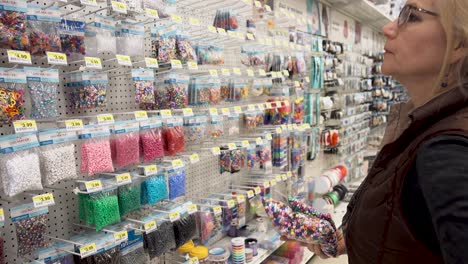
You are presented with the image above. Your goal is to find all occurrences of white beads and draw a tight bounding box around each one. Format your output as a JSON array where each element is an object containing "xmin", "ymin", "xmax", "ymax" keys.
[
  {"xmin": 41, "ymin": 143, "xmax": 78, "ymax": 185},
  {"xmin": 0, "ymin": 150, "xmax": 43, "ymax": 197}
]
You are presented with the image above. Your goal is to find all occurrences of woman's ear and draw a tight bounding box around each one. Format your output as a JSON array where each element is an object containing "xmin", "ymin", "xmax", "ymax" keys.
[{"xmin": 450, "ymin": 40, "xmax": 468, "ymax": 64}]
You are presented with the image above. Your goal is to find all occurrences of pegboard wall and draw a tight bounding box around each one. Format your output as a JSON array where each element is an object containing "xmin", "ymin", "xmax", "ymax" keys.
[{"xmin": 0, "ymin": 0, "xmax": 320, "ymax": 262}]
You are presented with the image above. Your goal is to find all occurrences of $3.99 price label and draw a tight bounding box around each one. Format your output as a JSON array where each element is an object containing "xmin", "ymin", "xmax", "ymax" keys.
[
  {"xmin": 144, "ymin": 221, "xmax": 157, "ymax": 233},
  {"xmin": 213, "ymin": 206, "xmax": 222, "ymax": 215},
  {"xmin": 13, "ymin": 120, "xmax": 37, "ymax": 133},
  {"xmin": 65, "ymin": 119, "xmax": 83, "ymax": 131},
  {"xmin": 169, "ymin": 211, "xmax": 180, "ymax": 222},
  {"xmin": 80, "ymin": 243, "xmax": 97, "ymax": 258},
  {"xmin": 46, "ymin": 52, "xmax": 67, "ymax": 65},
  {"xmin": 84, "ymin": 57, "xmax": 102, "ymax": 69},
  {"xmin": 85, "ymin": 180, "xmax": 103, "ymax": 193},
  {"xmin": 116, "ymin": 173, "xmax": 132, "ymax": 184},
  {"xmin": 114, "ymin": 231, "xmax": 128, "ymax": 243}
]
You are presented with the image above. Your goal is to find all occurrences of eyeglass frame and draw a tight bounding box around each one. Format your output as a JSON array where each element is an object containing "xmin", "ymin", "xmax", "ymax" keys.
[{"xmin": 398, "ymin": 5, "xmax": 439, "ymax": 27}]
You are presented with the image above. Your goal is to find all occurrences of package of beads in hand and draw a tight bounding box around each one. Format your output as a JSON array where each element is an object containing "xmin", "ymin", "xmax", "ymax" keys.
[
  {"xmin": 0, "ymin": 0, "xmax": 29, "ymax": 50},
  {"xmin": 0, "ymin": 68, "xmax": 26, "ymax": 124},
  {"xmin": 166, "ymin": 160, "xmax": 186, "ymax": 200},
  {"xmin": 175, "ymin": 32, "xmax": 197, "ymax": 63},
  {"xmin": 26, "ymin": 4, "xmax": 61, "ymax": 55},
  {"xmin": 262, "ymin": 197, "xmax": 338, "ymax": 257},
  {"xmin": 11, "ymin": 203, "xmax": 49, "ymax": 254},
  {"xmin": 110, "ymin": 120, "xmax": 140, "ymax": 169},
  {"xmin": 131, "ymin": 68, "xmax": 155, "ymax": 104},
  {"xmin": 58, "ymin": 18, "xmax": 86, "ymax": 56},
  {"xmin": 183, "ymin": 115, "xmax": 207, "ymax": 144},
  {"xmin": 67, "ymin": 72, "xmax": 108, "ymax": 109},
  {"xmin": 78, "ymin": 124, "xmax": 114, "ymax": 176},
  {"xmin": 151, "ymin": 24, "xmax": 178, "ymax": 63},
  {"xmin": 85, "ymin": 15, "xmax": 117, "ymax": 56},
  {"xmin": 158, "ymin": 72, "xmax": 189, "ymax": 109},
  {"xmin": 139, "ymin": 118, "xmax": 164, "ymax": 163},
  {"xmin": 35, "ymin": 242, "xmax": 75, "ymax": 264},
  {"xmin": 163, "ymin": 117, "xmax": 185, "ymax": 156},
  {"xmin": 116, "ymin": 21, "xmax": 144, "ymax": 57},
  {"xmin": 38, "ymin": 128, "xmax": 78, "ymax": 185},
  {"xmin": 25, "ymin": 67, "xmax": 59, "ymax": 119},
  {"xmin": 0, "ymin": 132, "xmax": 43, "ymax": 197},
  {"xmin": 118, "ymin": 180, "xmax": 142, "ymax": 216},
  {"xmin": 141, "ymin": 171, "xmax": 168, "ymax": 205},
  {"xmin": 209, "ymin": 115, "xmax": 225, "ymax": 140}
]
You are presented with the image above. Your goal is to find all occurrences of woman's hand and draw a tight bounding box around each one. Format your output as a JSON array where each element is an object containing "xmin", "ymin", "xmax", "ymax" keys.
[{"xmin": 280, "ymin": 229, "xmax": 346, "ymax": 259}]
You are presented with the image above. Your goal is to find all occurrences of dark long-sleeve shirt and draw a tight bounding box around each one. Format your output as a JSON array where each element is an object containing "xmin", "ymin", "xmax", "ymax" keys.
[{"xmin": 402, "ymin": 135, "xmax": 468, "ymax": 264}]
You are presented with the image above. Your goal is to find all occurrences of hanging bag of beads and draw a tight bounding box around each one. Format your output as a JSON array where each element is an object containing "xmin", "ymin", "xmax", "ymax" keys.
[
  {"xmin": 209, "ymin": 115, "xmax": 224, "ymax": 140},
  {"xmin": 194, "ymin": 76, "xmax": 210, "ymax": 106},
  {"xmin": 225, "ymin": 113, "xmax": 240, "ymax": 137},
  {"xmin": 25, "ymin": 67, "xmax": 59, "ymax": 119},
  {"xmin": 0, "ymin": 0, "xmax": 29, "ymax": 50},
  {"xmin": 243, "ymin": 110, "xmax": 258, "ymax": 132},
  {"xmin": 0, "ymin": 68, "xmax": 26, "ymax": 124},
  {"xmin": 58, "ymin": 18, "xmax": 86, "ymax": 56},
  {"xmin": 234, "ymin": 195, "xmax": 246, "ymax": 228},
  {"xmin": 293, "ymin": 97, "xmax": 305, "ymax": 124},
  {"xmin": 111, "ymin": 120, "xmax": 140, "ymax": 169},
  {"xmin": 163, "ymin": 116, "xmax": 185, "ymax": 156},
  {"xmin": 151, "ymin": 24, "xmax": 177, "ymax": 63},
  {"xmin": 79, "ymin": 124, "xmax": 114, "ymax": 176},
  {"xmin": 167, "ymin": 161, "xmax": 186, "ymax": 200},
  {"xmin": 11, "ymin": 202, "xmax": 49, "ymax": 254},
  {"xmin": 116, "ymin": 21, "xmax": 144, "ymax": 57},
  {"xmin": 166, "ymin": 204, "xmax": 197, "ymax": 248},
  {"xmin": 0, "ymin": 133, "xmax": 43, "ymax": 197},
  {"xmin": 81, "ymin": 184, "xmax": 121, "ymax": 231},
  {"xmin": 73, "ymin": 233, "xmax": 122, "ymax": 263},
  {"xmin": 139, "ymin": 118, "xmax": 164, "ymax": 163},
  {"xmin": 38, "ymin": 128, "xmax": 78, "ymax": 186},
  {"xmin": 255, "ymin": 139, "xmax": 272, "ymax": 173},
  {"xmin": 26, "ymin": 4, "xmax": 61, "ymax": 55},
  {"xmin": 161, "ymin": 72, "xmax": 189, "ymax": 109},
  {"xmin": 68, "ymin": 72, "xmax": 108, "ymax": 109},
  {"xmin": 141, "ymin": 172, "xmax": 168, "ymax": 206},
  {"xmin": 118, "ymin": 179, "xmax": 142, "ymax": 216},
  {"xmin": 143, "ymin": 216, "xmax": 176, "ymax": 258},
  {"xmin": 132, "ymin": 68, "xmax": 155, "ymax": 105},
  {"xmin": 35, "ymin": 243, "xmax": 75, "ymax": 264},
  {"xmin": 208, "ymin": 76, "xmax": 221, "ymax": 105},
  {"xmin": 176, "ymin": 32, "xmax": 197, "ymax": 63},
  {"xmin": 119, "ymin": 230, "xmax": 149, "ymax": 264},
  {"xmin": 85, "ymin": 15, "xmax": 116, "ymax": 56},
  {"xmin": 183, "ymin": 115, "xmax": 207, "ymax": 144}
]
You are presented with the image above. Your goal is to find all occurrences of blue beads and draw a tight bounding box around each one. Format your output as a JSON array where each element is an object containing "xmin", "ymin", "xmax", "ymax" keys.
[{"xmin": 141, "ymin": 174, "xmax": 168, "ymax": 205}]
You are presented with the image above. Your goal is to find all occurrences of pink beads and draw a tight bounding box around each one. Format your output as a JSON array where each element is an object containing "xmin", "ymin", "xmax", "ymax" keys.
[
  {"xmin": 80, "ymin": 139, "xmax": 114, "ymax": 176},
  {"xmin": 111, "ymin": 131, "xmax": 140, "ymax": 169},
  {"xmin": 140, "ymin": 128, "xmax": 165, "ymax": 163}
]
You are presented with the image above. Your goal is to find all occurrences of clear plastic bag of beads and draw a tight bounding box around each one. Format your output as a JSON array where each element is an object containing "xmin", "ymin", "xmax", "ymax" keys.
[
  {"xmin": 144, "ymin": 219, "xmax": 176, "ymax": 258},
  {"xmin": 151, "ymin": 24, "xmax": 178, "ymax": 63},
  {"xmin": 131, "ymin": 68, "xmax": 155, "ymax": 104},
  {"xmin": 79, "ymin": 125, "xmax": 114, "ymax": 176},
  {"xmin": 163, "ymin": 117, "xmax": 185, "ymax": 156},
  {"xmin": 85, "ymin": 15, "xmax": 117, "ymax": 56},
  {"xmin": 38, "ymin": 129, "xmax": 78, "ymax": 186},
  {"xmin": 176, "ymin": 32, "xmax": 197, "ymax": 63},
  {"xmin": 183, "ymin": 115, "xmax": 207, "ymax": 144},
  {"xmin": 0, "ymin": 133, "xmax": 43, "ymax": 197},
  {"xmin": 89, "ymin": 188, "xmax": 121, "ymax": 232},
  {"xmin": 168, "ymin": 163, "xmax": 186, "ymax": 200},
  {"xmin": 25, "ymin": 67, "xmax": 60, "ymax": 120},
  {"xmin": 141, "ymin": 173, "xmax": 168, "ymax": 205},
  {"xmin": 225, "ymin": 113, "xmax": 240, "ymax": 137},
  {"xmin": 0, "ymin": 68, "xmax": 26, "ymax": 124},
  {"xmin": 75, "ymin": 244, "xmax": 122, "ymax": 263},
  {"xmin": 58, "ymin": 18, "xmax": 86, "ymax": 56},
  {"xmin": 208, "ymin": 76, "xmax": 221, "ymax": 105},
  {"xmin": 111, "ymin": 121, "xmax": 140, "ymax": 169},
  {"xmin": 116, "ymin": 21, "xmax": 144, "ymax": 57},
  {"xmin": 118, "ymin": 181, "xmax": 142, "ymax": 216},
  {"xmin": 173, "ymin": 212, "xmax": 197, "ymax": 249},
  {"xmin": 0, "ymin": 6, "xmax": 30, "ymax": 50},
  {"xmin": 11, "ymin": 203, "xmax": 49, "ymax": 255},
  {"xmin": 139, "ymin": 118, "xmax": 164, "ymax": 163},
  {"xmin": 209, "ymin": 115, "xmax": 225, "ymax": 140},
  {"xmin": 26, "ymin": 5, "xmax": 62, "ymax": 55},
  {"xmin": 120, "ymin": 243, "xmax": 150, "ymax": 264},
  {"xmin": 156, "ymin": 72, "xmax": 189, "ymax": 109},
  {"xmin": 67, "ymin": 72, "xmax": 108, "ymax": 110}
]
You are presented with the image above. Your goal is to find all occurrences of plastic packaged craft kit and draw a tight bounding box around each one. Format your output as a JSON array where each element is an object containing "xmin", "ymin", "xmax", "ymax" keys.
[
  {"xmin": 58, "ymin": 19, "xmax": 86, "ymax": 55},
  {"xmin": 0, "ymin": 68, "xmax": 27, "ymax": 124},
  {"xmin": 0, "ymin": 1, "xmax": 30, "ymax": 50},
  {"xmin": 26, "ymin": 4, "xmax": 62, "ymax": 55},
  {"xmin": 163, "ymin": 117, "xmax": 186, "ymax": 156},
  {"xmin": 116, "ymin": 21, "xmax": 145, "ymax": 57},
  {"xmin": 11, "ymin": 203, "xmax": 49, "ymax": 255}
]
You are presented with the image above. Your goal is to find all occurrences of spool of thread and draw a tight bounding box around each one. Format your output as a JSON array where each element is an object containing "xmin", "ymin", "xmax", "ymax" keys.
[
  {"xmin": 314, "ymin": 165, "xmax": 348, "ymax": 194},
  {"xmin": 244, "ymin": 238, "xmax": 258, "ymax": 256},
  {"xmin": 333, "ymin": 184, "xmax": 348, "ymax": 200},
  {"xmin": 231, "ymin": 237, "xmax": 246, "ymax": 264}
]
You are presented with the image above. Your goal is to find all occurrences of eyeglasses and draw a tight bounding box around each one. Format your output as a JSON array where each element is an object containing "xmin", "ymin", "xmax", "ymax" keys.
[{"xmin": 398, "ymin": 5, "xmax": 438, "ymax": 27}]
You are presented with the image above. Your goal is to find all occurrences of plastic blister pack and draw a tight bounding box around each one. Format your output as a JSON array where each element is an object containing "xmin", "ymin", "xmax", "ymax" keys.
[
  {"xmin": 58, "ymin": 18, "xmax": 86, "ymax": 55},
  {"xmin": 173, "ymin": 213, "xmax": 197, "ymax": 248},
  {"xmin": 141, "ymin": 173, "xmax": 168, "ymax": 205},
  {"xmin": 85, "ymin": 15, "xmax": 116, "ymax": 56},
  {"xmin": 79, "ymin": 125, "xmax": 114, "ymax": 176},
  {"xmin": 139, "ymin": 118, "xmax": 164, "ymax": 163},
  {"xmin": 0, "ymin": 133, "xmax": 43, "ymax": 197},
  {"xmin": 197, "ymin": 209, "xmax": 222, "ymax": 245},
  {"xmin": 38, "ymin": 129, "xmax": 78, "ymax": 186},
  {"xmin": 0, "ymin": 68, "xmax": 26, "ymax": 124},
  {"xmin": 26, "ymin": 5, "xmax": 61, "ymax": 55},
  {"xmin": 116, "ymin": 21, "xmax": 145, "ymax": 57},
  {"xmin": 163, "ymin": 117, "xmax": 185, "ymax": 156},
  {"xmin": 111, "ymin": 121, "xmax": 140, "ymax": 169}
]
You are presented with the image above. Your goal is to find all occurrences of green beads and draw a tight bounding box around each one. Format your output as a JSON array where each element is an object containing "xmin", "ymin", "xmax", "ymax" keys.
[{"xmin": 118, "ymin": 185, "xmax": 141, "ymax": 216}]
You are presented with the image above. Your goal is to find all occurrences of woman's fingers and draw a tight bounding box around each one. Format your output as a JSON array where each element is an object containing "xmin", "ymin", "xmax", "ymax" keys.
[{"xmin": 308, "ymin": 244, "xmax": 329, "ymax": 259}]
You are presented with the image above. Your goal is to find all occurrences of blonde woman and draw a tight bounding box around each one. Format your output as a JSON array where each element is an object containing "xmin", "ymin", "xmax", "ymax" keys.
[{"xmin": 303, "ymin": 0, "xmax": 468, "ymax": 263}]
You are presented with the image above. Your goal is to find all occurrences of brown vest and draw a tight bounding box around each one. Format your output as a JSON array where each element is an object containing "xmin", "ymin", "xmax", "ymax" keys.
[{"xmin": 345, "ymin": 85, "xmax": 468, "ymax": 264}]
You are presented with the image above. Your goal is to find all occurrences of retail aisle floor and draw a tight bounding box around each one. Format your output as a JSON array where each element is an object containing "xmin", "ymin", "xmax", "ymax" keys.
[{"xmin": 308, "ymin": 255, "xmax": 349, "ymax": 264}]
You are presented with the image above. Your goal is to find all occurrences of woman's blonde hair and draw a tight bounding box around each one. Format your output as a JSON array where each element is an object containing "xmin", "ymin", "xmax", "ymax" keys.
[{"xmin": 435, "ymin": 0, "xmax": 468, "ymax": 92}]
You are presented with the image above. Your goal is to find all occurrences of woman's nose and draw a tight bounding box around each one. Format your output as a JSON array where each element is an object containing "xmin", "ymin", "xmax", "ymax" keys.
[{"xmin": 382, "ymin": 19, "xmax": 398, "ymax": 39}]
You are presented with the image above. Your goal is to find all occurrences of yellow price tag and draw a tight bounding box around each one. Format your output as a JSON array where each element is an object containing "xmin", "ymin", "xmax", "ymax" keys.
[
  {"xmin": 254, "ymin": 187, "xmax": 262, "ymax": 195},
  {"xmin": 259, "ymin": 69, "xmax": 266, "ymax": 76},
  {"xmin": 305, "ymin": 77, "xmax": 310, "ymax": 82},
  {"xmin": 265, "ymin": 102, "xmax": 273, "ymax": 108},
  {"xmin": 171, "ymin": 14, "xmax": 182, "ymax": 22},
  {"xmin": 287, "ymin": 171, "xmax": 293, "ymax": 178},
  {"xmin": 80, "ymin": 0, "xmax": 97, "ymax": 6},
  {"xmin": 13, "ymin": 120, "xmax": 37, "ymax": 133},
  {"xmin": 85, "ymin": 180, "xmax": 103, "ymax": 192},
  {"xmin": 256, "ymin": 137, "xmax": 264, "ymax": 144},
  {"xmin": 189, "ymin": 17, "xmax": 200, "ymax": 26},
  {"xmin": 233, "ymin": 68, "xmax": 242, "ymax": 76},
  {"xmin": 234, "ymin": 106, "xmax": 242, "ymax": 114},
  {"xmin": 46, "ymin": 51, "xmax": 67, "ymax": 65},
  {"xmin": 227, "ymin": 200, "xmax": 235, "ymax": 208},
  {"xmin": 65, "ymin": 119, "xmax": 83, "ymax": 131},
  {"xmin": 276, "ymin": 175, "xmax": 282, "ymax": 181},
  {"xmin": 33, "ymin": 193, "xmax": 55, "ymax": 208},
  {"xmin": 283, "ymin": 70, "xmax": 290, "ymax": 77},
  {"xmin": 134, "ymin": 111, "xmax": 148, "ymax": 121},
  {"xmin": 189, "ymin": 153, "xmax": 200, "ymax": 164},
  {"xmin": 172, "ymin": 159, "xmax": 184, "ymax": 169},
  {"xmin": 241, "ymin": 140, "xmax": 250, "ymax": 148},
  {"xmin": 85, "ymin": 56, "xmax": 102, "ymax": 69},
  {"xmin": 169, "ymin": 211, "xmax": 181, "ymax": 222},
  {"xmin": 209, "ymin": 108, "xmax": 218, "ymax": 116},
  {"xmin": 221, "ymin": 68, "xmax": 230, "ymax": 76},
  {"xmin": 228, "ymin": 143, "xmax": 237, "ymax": 150},
  {"xmin": 246, "ymin": 33, "xmax": 255, "ymax": 40},
  {"xmin": 271, "ymin": 72, "xmax": 278, "ymax": 78},
  {"xmin": 211, "ymin": 147, "xmax": 221, "ymax": 155},
  {"xmin": 114, "ymin": 231, "xmax": 128, "ymax": 243},
  {"xmin": 97, "ymin": 114, "xmax": 114, "ymax": 124},
  {"xmin": 80, "ymin": 243, "xmax": 97, "ymax": 258},
  {"xmin": 265, "ymin": 133, "xmax": 272, "ymax": 140},
  {"xmin": 254, "ymin": 0, "xmax": 262, "ymax": 7},
  {"xmin": 143, "ymin": 165, "xmax": 158, "ymax": 176},
  {"xmin": 160, "ymin": 109, "xmax": 172, "ymax": 118},
  {"xmin": 170, "ymin": 59, "xmax": 183, "ymax": 69},
  {"xmin": 270, "ymin": 179, "xmax": 277, "ymax": 186},
  {"xmin": 145, "ymin": 8, "xmax": 159, "ymax": 18},
  {"xmin": 111, "ymin": 1, "xmax": 127, "ymax": 13},
  {"xmin": 236, "ymin": 32, "xmax": 244, "ymax": 39},
  {"xmin": 276, "ymin": 127, "xmax": 282, "ymax": 133},
  {"xmin": 182, "ymin": 108, "xmax": 194, "ymax": 117},
  {"xmin": 263, "ymin": 181, "xmax": 270, "ymax": 188},
  {"xmin": 247, "ymin": 190, "xmax": 254, "ymax": 198},
  {"xmin": 7, "ymin": 50, "xmax": 31, "ymax": 64},
  {"xmin": 209, "ymin": 69, "xmax": 218, "ymax": 77},
  {"xmin": 281, "ymin": 124, "xmax": 287, "ymax": 131},
  {"xmin": 237, "ymin": 195, "xmax": 245, "ymax": 202},
  {"xmin": 265, "ymin": 4, "xmax": 272, "ymax": 12},
  {"xmin": 257, "ymin": 103, "xmax": 265, "ymax": 111},
  {"xmin": 221, "ymin": 108, "xmax": 230, "ymax": 115},
  {"xmin": 207, "ymin": 26, "xmax": 217, "ymax": 33},
  {"xmin": 116, "ymin": 173, "xmax": 132, "ymax": 184},
  {"xmin": 217, "ymin": 27, "xmax": 226, "ymax": 34},
  {"xmin": 144, "ymin": 221, "xmax": 157, "ymax": 232},
  {"xmin": 248, "ymin": 104, "xmax": 256, "ymax": 111},
  {"xmin": 116, "ymin": 54, "xmax": 132, "ymax": 66},
  {"xmin": 145, "ymin": 57, "xmax": 159, "ymax": 68},
  {"xmin": 186, "ymin": 204, "xmax": 198, "ymax": 214},
  {"xmin": 247, "ymin": 69, "xmax": 254, "ymax": 77},
  {"xmin": 281, "ymin": 174, "xmax": 287, "ymax": 181},
  {"xmin": 0, "ymin": 208, "xmax": 4, "ymax": 222},
  {"xmin": 187, "ymin": 61, "xmax": 198, "ymax": 70},
  {"xmin": 287, "ymin": 124, "xmax": 293, "ymax": 130},
  {"xmin": 213, "ymin": 206, "xmax": 222, "ymax": 215}
]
